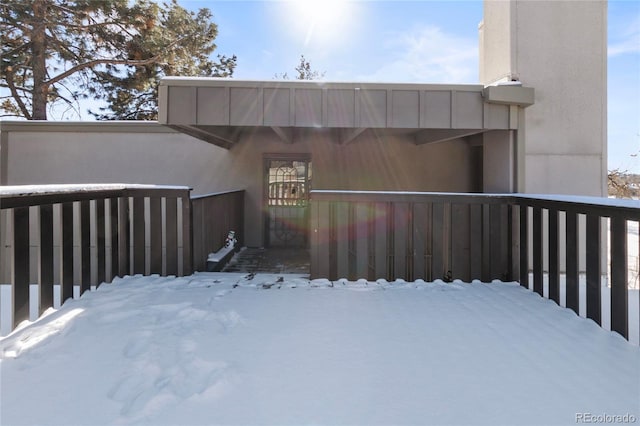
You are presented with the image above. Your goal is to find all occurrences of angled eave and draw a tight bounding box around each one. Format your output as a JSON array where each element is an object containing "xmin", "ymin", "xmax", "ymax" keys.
[{"xmin": 158, "ymin": 78, "xmax": 535, "ymax": 149}]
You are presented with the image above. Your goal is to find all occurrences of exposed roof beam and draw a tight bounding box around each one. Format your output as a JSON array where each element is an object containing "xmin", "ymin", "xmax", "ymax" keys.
[
  {"xmin": 337, "ymin": 128, "xmax": 367, "ymax": 145},
  {"xmin": 195, "ymin": 126, "xmax": 242, "ymax": 146},
  {"xmin": 467, "ymin": 133, "xmax": 484, "ymax": 147},
  {"xmin": 415, "ymin": 129, "xmax": 484, "ymax": 145},
  {"xmin": 168, "ymin": 125, "xmax": 237, "ymax": 149},
  {"xmin": 271, "ymin": 126, "xmax": 294, "ymax": 144}
]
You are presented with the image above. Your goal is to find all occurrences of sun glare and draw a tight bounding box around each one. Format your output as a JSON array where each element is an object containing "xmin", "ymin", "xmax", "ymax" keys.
[{"xmin": 284, "ymin": 0, "xmax": 354, "ymax": 48}]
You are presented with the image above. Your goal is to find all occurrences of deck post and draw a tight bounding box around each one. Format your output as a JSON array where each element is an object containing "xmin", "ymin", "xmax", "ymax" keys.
[
  {"xmin": 610, "ymin": 216, "xmax": 628, "ymax": 339},
  {"xmin": 39, "ymin": 204, "xmax": 54, "ymax": 315},
  {"xmin": 548, "ymin": 209, "xmax": 560, "ymax": 304},
  {"xmin": 519, "ymin": 204, "xmax": 529, "ymax": 288},
  {"xmin": 12, "ymin": 207, "xmax": 30, "ymax": 328},
  {"xmin": 565, "ymin": 210, "xmax": 579, "ymax": 314},
  {"xmin": 585, "ymin": 214, "xmax": 601, "ymax": 325}
]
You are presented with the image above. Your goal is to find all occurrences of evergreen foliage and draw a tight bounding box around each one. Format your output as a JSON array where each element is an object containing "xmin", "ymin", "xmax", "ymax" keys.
[{"xmin": 1, "ymin": 0, "xmax": 236, "ymax": 120}]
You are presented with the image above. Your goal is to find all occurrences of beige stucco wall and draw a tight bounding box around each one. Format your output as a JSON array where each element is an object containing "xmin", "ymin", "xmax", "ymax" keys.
[
  {"xmin": 0, "ymin": 123, "xmax": 232, "ymax": 195},
  {"xmin": 227, "ymin": 128, "xmax": 475, "ymax": 246},
  {"xmin": 480, "ymin": 0, "xmax": 607, "ymax": 196},
  {"xmin": 483, "ymin": 130, "xmax": 515, "ymax": 192},
  {"xmin": 1, "ymin": 122, "xmax": 476, "ymax": 248}
]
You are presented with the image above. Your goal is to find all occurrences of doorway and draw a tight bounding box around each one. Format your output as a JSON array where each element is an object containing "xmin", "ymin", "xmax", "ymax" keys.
[{"xmin": 264, "ymin": 154, "xmax": 312, "ymax": 248}]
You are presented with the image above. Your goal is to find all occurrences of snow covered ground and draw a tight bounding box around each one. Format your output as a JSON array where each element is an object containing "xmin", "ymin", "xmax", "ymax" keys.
[{"xmin": 1, "ymin": 274, "xmax": 639, "ymax": 426}]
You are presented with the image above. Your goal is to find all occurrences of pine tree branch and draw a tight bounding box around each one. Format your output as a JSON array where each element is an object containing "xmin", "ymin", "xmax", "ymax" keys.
[
  {"xmin": 1, "ymin": 41, "xmax": 32, "ymax": 58},
  {"xmin": 2, "ymin": 16, "xmax": 30, "ymax": 33},
  {"xmin": 44, "ymin": 56, "xmax": 160, "ymax": 87},
  {"xmin": 0, "ymin": 83, "xmax": 32, "ymax": 94},
  {"xmin": 43, "ymin": 33, "xmax": 195, "ymax": 88},
  {"xmin": 4, "ymin": 71, "xmax": 32, "ymax": 119}
]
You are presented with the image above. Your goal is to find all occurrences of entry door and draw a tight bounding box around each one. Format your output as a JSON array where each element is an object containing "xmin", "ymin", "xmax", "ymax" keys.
[{"xmin": 264, "ymin": 155, "xmax": 312, "ymax": 247}]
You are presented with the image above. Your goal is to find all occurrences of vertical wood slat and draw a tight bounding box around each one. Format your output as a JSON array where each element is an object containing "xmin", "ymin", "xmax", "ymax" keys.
[
  {"xmin": 489, "ymin": 204, "xmax": 504, "ymax": 281},
  {"xmin": 374, "ymin": 202, "xmax": 388, "ymax": 280},
  {"xmin": 532, "ymin": 206, "xmax": 543, "ymax": 296},
  {"xmin": 61, "ymin": 202, "xmax": 74, "ymax": 304},
  {"xmin": 96, "ymin": 198, "xmax": 106, "ymax": 286},
  {"xmin": 109, "ymin": 198, "xmax": 119, "ymax": 282},
  {"xmin": 237, "ymin": 192, "xmax": 245, "ymax": 248},
  {"xmin": 509, "ymin": 205, "xmax": 520, "ymax": 282},
  {"xmin": 309, "ymin": 201, "xmax": 318, "ymax": 278},
  {"xmin": 201, "ymin": 198, "xmax": 210, "ymax": 262},
  {"xmin": 328, "ymin": 203, "xmax": 337, "ymax": 279},
  {"xmin": 335, "ymin": 202, "xmax": 349, "ymax": 279},
  {"xmin": 407, "ymin": 203, "xmax": 415, "ymax": 282},
  {"xmin": 481, "ymin": 204, "xmax": 491, "ymax": 282},
  {"xmin": 181, "ymin": 194, "xmax": 193, "ymax": 276},
  {"xmin": 432, "ymin": 202, "xmax": 444, "ymax": 281},
  {"xmin": 394, "ymin": 202, "xmax": 410, "ymax": 281},
  {"xmin": 311, "ymin": 201, "xmax": 331, "ymax": 279},
  {"xmin": 191, "ymin": 199, "xmax": 204, "ymax": 272},
  {"xmin": 13, "ymin": 207, "xmax": 30, "ymax": 328},
  {"xmin": 424, "ymin": 203, "xmax": 433, "ymax": 281},
  {"xmin": 451, "ymin": 204, "xmax": 470, "ymax": 282},
  {"xmin": 469, "ymin": 203, "xmax": 482, "ymax": 280},
  {"xmin": 347, "ymin": 205, "xmax": 356, "ymax": 280},
  {"xmin": 39, "ymin": 204, "xmax": 54, "ymax": 316},
  {"xmin": 165, "ymin": 197, "xmax": 178, "ymax": 276},
  {"xmin": 565, "ymin": 210, "xmax": 579, "ymax": 314},
  {"xmin": 133, "ymin": 197, "xmax": 145, "ymax": 275},
  {"xmin": 355, "ymin": 203, "xmax": 369, "ymax": 279},
  {"xmin": 502, "ymin": 205, "xmax": 511, "ymax": 281},
  {"xmin": 519, "ymin": 204, "xmax": 529, "ymax": 289},
  {"xmin": 412, "ymin": 203, "xmax": 427, "ymax": 280},
  {"xmin": 585, "ymin": 214, "xmax": 601, "ymax": 325},
  {"xmin": 80, "ymin": 200, "xmax": 91, "ymax": 295},
  {"xmin": 610, "ymin": 216, "xmax": 628, "ymax": 339},
  {"xmin": 149, "ymin": 197, "xmax": 162, "ymax": 274},
  {"xmin": 118, "ymin": 198, "xmax": 130, "ymax": 277},
  {"xmin": 548, "ymin": 209, "xmax": 560, "ymax": 304},
  {"xmin": 506, "ymin": 205, "xmax": 514, "ymax": 282}
]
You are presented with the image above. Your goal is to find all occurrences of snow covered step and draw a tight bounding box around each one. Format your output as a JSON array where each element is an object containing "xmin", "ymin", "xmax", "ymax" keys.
[{"xmin": 206, "ymin": 243, "xmax": 237, "ymax": 272}]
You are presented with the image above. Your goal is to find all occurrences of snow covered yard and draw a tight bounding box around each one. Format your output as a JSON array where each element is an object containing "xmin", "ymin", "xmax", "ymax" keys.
[{"xmin": 1, "ymin": 274, "xmax": 639, "ymax": 426}]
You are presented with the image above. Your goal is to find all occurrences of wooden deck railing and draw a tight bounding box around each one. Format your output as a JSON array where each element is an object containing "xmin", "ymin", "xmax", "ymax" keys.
[
  {"xmin": 0, "ymin": 185, "xmax": 193, "ymax": 332},
  {"xmin": 191, "ymin": 190, "xmax": 244, "ymax": 271},
  {"xmin": 3, "ymin": 187, "xmax": 637, "ymax": 342},
  {"xmin": 1, "ymin": 186, "xmax": 247, "ymax": 334},
  {"xmin": 310, "ymin": 190, "xmax": 640, "ymax": 341},
  {"xmin": 517, "ymin": 194, "xmax": 640, "ymax": 340}
]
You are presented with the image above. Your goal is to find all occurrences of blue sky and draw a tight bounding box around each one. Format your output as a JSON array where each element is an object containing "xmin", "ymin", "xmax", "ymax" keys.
[{"xmin": 181, "ymin": 0, "xmax": 639, "ymax": 173}]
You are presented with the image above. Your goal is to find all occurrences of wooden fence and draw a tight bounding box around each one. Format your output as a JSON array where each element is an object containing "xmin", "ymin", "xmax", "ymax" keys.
[
  {"xmin": 3, "ymin": 187, "xmax": 638, "ymax": 341},
  {"xmin": 191, "ymin": 190, "xmax": 245, "ymax": 271},
  {"xmin": 518, "ymin": 195, "xmax": 640, "ymax": 340},
  {"xmin": 310, "ymin": 191, "xmax": 640, "ymax": 341},
  {"xmin": 0, "ymin": 186, "xmax": 244, "ymax": 333}
]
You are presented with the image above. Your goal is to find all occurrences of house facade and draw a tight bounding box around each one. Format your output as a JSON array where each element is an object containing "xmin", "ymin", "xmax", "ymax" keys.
[{"xmin": 0, "ymin": 0, "xmax": 607, "ymax": 251}]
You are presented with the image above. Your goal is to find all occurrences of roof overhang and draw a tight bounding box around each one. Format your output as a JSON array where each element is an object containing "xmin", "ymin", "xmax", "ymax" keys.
[{"xmin": 158, "ymin": 78, "xmax": 534, "ymax": 149}]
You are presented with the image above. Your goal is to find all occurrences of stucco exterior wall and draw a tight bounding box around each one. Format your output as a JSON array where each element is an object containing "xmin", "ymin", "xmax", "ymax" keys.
[
  {"xmin": 0, "ymin": 123, "xmax": 233, "ymax": 195},
  {"xmin": 480, "ymin": 0, "xmax": 607, "ymax": 196},
  {"xmin": 483, "ymin": 130, "xmax": 515, "ymax": 192},
  {"xmin": 228, "ymin": 129, "xmax": 475, "ymax": 246},
  {"xmin": 1, "ymin": 122, "xmax": 475, "ymax": 247}
]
